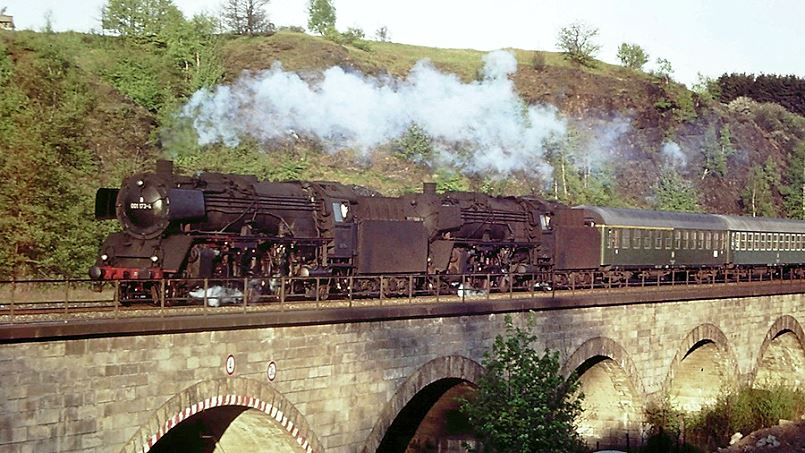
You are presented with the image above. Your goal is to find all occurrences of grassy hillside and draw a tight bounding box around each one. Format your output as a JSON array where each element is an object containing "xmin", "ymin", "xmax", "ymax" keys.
[{"xmin": 0, "ymin": 29, "xmax": 803, "ymax": 278}]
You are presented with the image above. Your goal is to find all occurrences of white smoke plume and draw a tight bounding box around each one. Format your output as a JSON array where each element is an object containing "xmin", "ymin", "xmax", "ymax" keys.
[
  {"xmin": 181, "ymin": 50, "xmax": 565, "ymax": 174},
  {"xmin": 578, "ymin": 116, "xmax": 632, "ymax": 173},
  {"xmin": 661, "ymin": 141, "xmax": 687, "ymax": 168}
]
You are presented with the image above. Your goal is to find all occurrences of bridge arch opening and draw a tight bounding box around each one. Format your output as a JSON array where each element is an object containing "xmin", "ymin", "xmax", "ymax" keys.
[
  {"xmin": 564, "ymin": 338, "xmax": 643, "ymax": 450},
  {"xmin": 150, "ymin": 405, "xmax": 302, "ymax": 453},
  {"xmin": 123, "ymin": 378, "xmax": 322, "ymax": 453},
  {"xmin": 363, "ymin": 356, "xmax": 484, "ymax": 453},
  {"xmin": 754, "ymin": 316, "xmax": 805, "ymax": 389},
  {"xmin": 665, "ymin": 324, "xmax": 738, "ymax": 413}
]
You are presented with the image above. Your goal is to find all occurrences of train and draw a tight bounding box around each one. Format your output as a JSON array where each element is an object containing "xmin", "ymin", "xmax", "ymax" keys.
[{"xmin": 89, "ymin": 160, "xmax": 805, "ymax": 303}]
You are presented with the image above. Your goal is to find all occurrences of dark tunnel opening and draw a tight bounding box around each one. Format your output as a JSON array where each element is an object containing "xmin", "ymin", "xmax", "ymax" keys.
[
  {"xmin": 376, "ymin": 377, "xmax": 473, "ymax": 453},
  {"xmin": 150, "ymin": 406, "xmax": 249, "ymax": 453}
]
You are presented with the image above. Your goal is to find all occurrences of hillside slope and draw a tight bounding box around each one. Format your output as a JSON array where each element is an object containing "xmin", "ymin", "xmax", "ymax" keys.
[{"xmin": 0, "ymin": 29, "xmax": 802, "ymax": 277}]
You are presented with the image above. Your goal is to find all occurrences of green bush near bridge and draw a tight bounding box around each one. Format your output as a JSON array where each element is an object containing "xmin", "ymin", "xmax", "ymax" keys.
[{"xmin": 643, "ymin": 385, "xmax": 805, "ymax": 452}]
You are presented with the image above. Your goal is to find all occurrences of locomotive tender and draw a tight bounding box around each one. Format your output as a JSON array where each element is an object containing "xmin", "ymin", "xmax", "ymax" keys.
[{"xmin": 90, "ymin": 161, "xmax": 805, "ymax": 303}]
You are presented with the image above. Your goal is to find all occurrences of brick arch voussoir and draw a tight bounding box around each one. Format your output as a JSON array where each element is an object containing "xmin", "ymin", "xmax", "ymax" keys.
[
  {"xmin": 663, "ymin": 323, "xmax": 739, "ymax": 393},
  {"xmin": 360, "ymin": 355, "xmax": 484, "ymax": 453},
  {"xmin": 752, "ymin": 315, "xmax": 805, "ymax": 383},
  {"xmin": 562, "ymin": 336, "xmax": 645, "ymax": 396},
  {"xmin": 121, "ymin": 377, "xmax": 323, "ymax": 453}
]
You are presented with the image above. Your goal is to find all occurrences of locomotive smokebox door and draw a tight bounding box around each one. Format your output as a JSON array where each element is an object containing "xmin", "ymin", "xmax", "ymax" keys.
[{"xmin": 357, "ymin": 220, "xmax": 428, "ymax": 274}]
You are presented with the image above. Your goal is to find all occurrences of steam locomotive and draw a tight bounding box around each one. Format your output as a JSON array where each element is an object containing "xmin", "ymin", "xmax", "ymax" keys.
[{"xmin": 90, "ymin": 160, "xmax": 805, "ymax": 303}]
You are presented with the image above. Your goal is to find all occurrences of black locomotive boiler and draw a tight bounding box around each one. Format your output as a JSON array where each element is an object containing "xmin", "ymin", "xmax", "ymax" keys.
[{"xmin": 90, "ymin": 160, "xmax": 557, "ymax": 302}]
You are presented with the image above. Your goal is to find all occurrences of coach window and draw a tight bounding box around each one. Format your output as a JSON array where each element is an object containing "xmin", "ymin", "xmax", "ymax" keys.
[
  {"xmin": 633, "ymin": 229, "xmax": 641, "ymax": 249},
  {"xmin": 772, "ymin": 233, "xmax": 778, "ymax": 251},
  {"xmin": 607, "ymin": 229, "xmax": 618, "ymax": 249},
  {"xmin": 761, "ymin": 233, "xmax": 767, "ymax": 250},
  {"xmin": 622, "ymin": 229, "xmax": 630, "ymax": 249},
  {"xmin": 696, "ymin": 231, "xmax": 703, "ymax": 250},
  {"xmin": 643, "ymin": 230, "xmax": 651, "ymax": 249},
  {"xmin": 674, "ymin": 231, "xmax": 681, "ymax": 249},
  {"xmin": 654, "ymin": 231, "xmax": 662, "ymax": 249},
  {"xmin": 705, "ymin": 231, "xmax": 712, "ymax": 250},
  {"xmin": 748, "ymin": 233, "xmax": 754, "ymax": 251},
  {"xmin": 683, "ymin": 231, "xmax": 689, "ymax": 250},
  {"xmin": 787, "ymin": 234, "xmax": 792, "ymax": 251}
]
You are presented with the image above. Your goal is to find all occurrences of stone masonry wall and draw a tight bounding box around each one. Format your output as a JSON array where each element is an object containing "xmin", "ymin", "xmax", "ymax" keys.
[{"xmin": 0, "ymin": 293, "xmax": 802, "ymax": 453}]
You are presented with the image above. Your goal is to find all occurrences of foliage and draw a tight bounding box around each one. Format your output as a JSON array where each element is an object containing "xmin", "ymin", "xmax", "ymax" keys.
[
  {"xmin": 394, "ymin": 124, "xmax": 433, "ymax": 163},
  {"xmin": 0, "ymin": 35, "xmax": 112, "ymax": 278},
  {"xmin": 672, "ymin": 89, "xmax": 697, "ymax": 123},
  {"xmin": 742, "ymin": 161, "xmax": 778, "ymax": 217},
  {"xmin": 783, "ymin": 141, "xmax": 805, "ymax": 219},
  {"xmin": 221, "ymin": 0, "xmax": 275, "ymax": 36},
  {"xmin": 643, "ymin": 387, "xmax": 805, "ymax": 452},
  {"xmin": 701, "ymin": 125, "xmax": 735, "ymax": 179},
  {"xmin": 101, "ymin": 0, "xmax": 183, "ymax": 39},
  {"xmin": 374, "ymin": 26, "xmax": 389, "ymax": 42},
  {"xmin": 307, "ymin": 0, "xmax": 336, "ymax": 35},
  {"xmin": 531, "ymin": 52, "xmax": 546, "ymax": 71},
  {"xmin": 691, "ymin": 73, "xmax": 720, "ymax": 103},
  {"xmin": 653, "ymin": 57, "xmax": 674, "ymax": 82},
  {"xmin": 278, "ymin": 25, "xmax": 306, "ymax": 33},
  {"xmin": 105, "ymin": 56, "xmax": 166, "ymax": 112},
  {"xmin": 690, "ymin": 386, "xmax": 803, "ymax": 452},
  {"xmin": 556, "ymin": 22, "xmax": 600, "ymax": 67},
  {"xmin": 459, "ymin": 315, "xmax": 585, "ymax": 453},
  {"xmin": 617, "ymin": 42, "xmax": 648, "ymax": 70},
  {"xmin": 322, "ymin": 26, "xmax": 370, "ymax": 50},
  {"xmin": 162, "ymin": 13, "xmax": 225, "ymax": 90},
  {"xmin": 434, "ymin": 170, "xmax": 469, "ymax": 193},
  {"xmin": 653, "ymin": 168, "xmax": 699, "ymax": 212},
  {"xmin": 717, "ymin": 72, "xmax": 805, "ymax": 115}
]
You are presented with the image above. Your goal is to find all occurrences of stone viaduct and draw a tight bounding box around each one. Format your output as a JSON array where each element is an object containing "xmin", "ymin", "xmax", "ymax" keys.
[{"xmin": 0, "ymin": 283, "xmax": 803, "ymax": 452}]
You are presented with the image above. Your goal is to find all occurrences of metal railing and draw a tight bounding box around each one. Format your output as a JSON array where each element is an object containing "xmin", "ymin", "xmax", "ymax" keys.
[{"xmin": 1, "ymin": 267, "xmax": 803, "ymax": 324}]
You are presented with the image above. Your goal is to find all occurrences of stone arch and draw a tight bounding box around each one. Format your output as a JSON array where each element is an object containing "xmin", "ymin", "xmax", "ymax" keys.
[
  {"xmin": 563, "ymin": 337, "xmax": 644, "ymax": 449},
  {"xmin": 361, "ymin": 355, "xmax": 484, "ymax": 453},
  {"xmin": 664, "ymin": 323, "xmax": 739, "ymax": 412},
  {"xmin": 121, "ymin": 377, "xmax": 323, "ymax": 453},
  {"xmin": 753, "ymin": 315, "xmax": 805, "ymax": 388},
  {"xmin": 562, "ymin": 336, "xmax": 645, "ymax": 394}
]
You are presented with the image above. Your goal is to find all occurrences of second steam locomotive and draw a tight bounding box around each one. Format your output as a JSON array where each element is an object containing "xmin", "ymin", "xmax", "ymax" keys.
[{"xmin": 90, "ymin": 161, "xmax": 805, "ymax": 303}]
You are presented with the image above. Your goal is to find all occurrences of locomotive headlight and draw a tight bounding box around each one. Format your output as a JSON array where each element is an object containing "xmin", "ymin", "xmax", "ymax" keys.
[
  {"xmin": 150, "ymin": 255, "xmax": 159, "ymax": 263},
  {"xmin": 137, "ymin": 180, "xmax": 144, "ymax": 186},
  {"xmin": 101, "ymin": 254, "xmax": 109, "ymax": 261}
]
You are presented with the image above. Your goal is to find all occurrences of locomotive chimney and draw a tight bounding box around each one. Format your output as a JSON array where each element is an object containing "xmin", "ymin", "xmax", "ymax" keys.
[
  {"xmin": 423, "ymin": 182, "xmax": 436, "ymax": 195},
  {"xmin": 156, "ymin": 160, "xmax": 174, "ymax": 176}
]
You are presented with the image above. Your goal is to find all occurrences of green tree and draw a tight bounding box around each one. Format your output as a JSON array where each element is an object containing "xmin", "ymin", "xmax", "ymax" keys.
[
  {"xmin": 701, "ymin": 125, "xmax": 735, "ymax": 179},
  {"xmin": 692, "ymin": 73, "xmax": 720, "ymax": 103},
  {"xmin": 307, "ymin": 0, "xmax": 336, "ymax": 35},
  {"xmin": 653, "ymin": 57, "xmax": 674, "ymax": 82},
  {"xmin": 783, "ymin": 141, "xmax": 805, "ymax": 219},
  {"xmin": 556, "ymin": 21, "xmax": 600, "ymax": 67},
  {"xmin": 616, "ymin": 42, "xmax": 649, "ymax": 70},
  {"xmin": 101, "ymin": 0, "xmax": 183, "ymax": 38},
  {"xmin": 394, "ymin": 123, "xmax": 433, "ymax": 162},
  {"xmin": 162, "ymin": 13, "xmax": 224, "ymax": 90},
  {"xmin": 654, "ymin": 168, "xmax": 699, "ymax": 212},
  {"xmin": 742, "ymin": 164, "xmax": 777, "ymax": 217},
  {"xmin": 459, "ymin": 315, "xmax": 585, "ymax": 453}
]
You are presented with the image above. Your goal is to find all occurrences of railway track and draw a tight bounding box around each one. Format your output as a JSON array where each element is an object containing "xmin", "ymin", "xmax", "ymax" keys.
[{"xmin": 2, "ymin": 271, "xmax": 804, "ymax": 327}]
